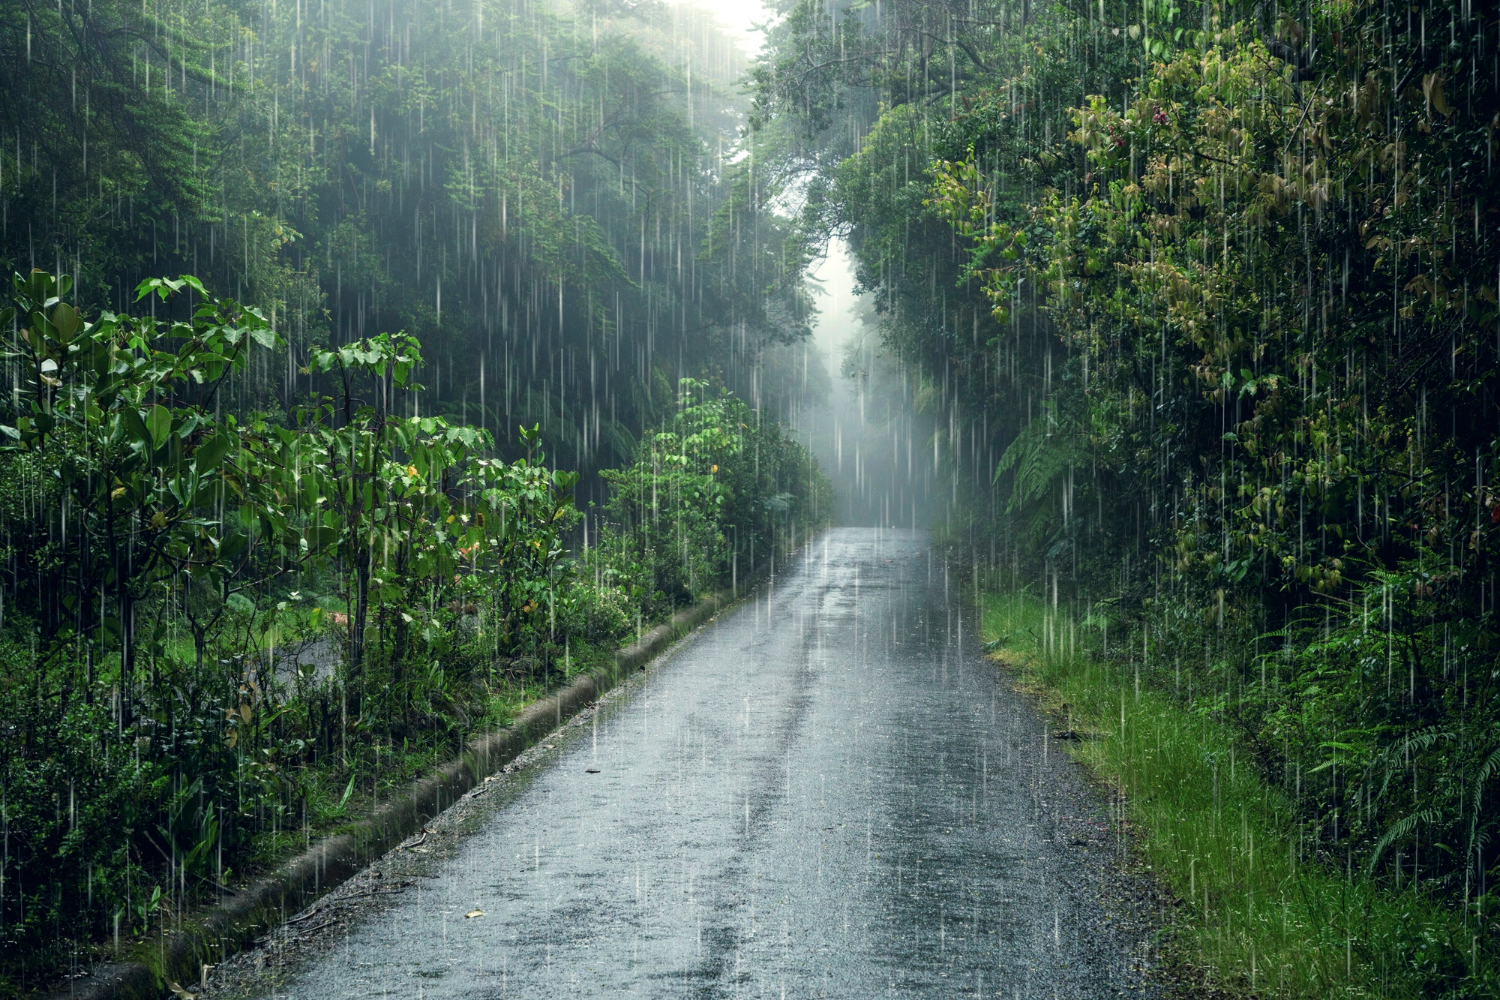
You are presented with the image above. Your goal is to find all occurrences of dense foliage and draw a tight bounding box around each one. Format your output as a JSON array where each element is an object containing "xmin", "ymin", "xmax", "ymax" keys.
[
  {"xmin": 595, "ymin": 377, "xmax": 832, "ymax": 611},
  {"xmin": 755, "ymin": 0, "xmax": 1498, "ymax": 993},
  {"xmin": 0, "ymin": 0, "xmax": 841, "ymax": 990},
  {"xmin": 0, "ymin": 0, "xmax": 843, "ymax": 989},
  {"xmin": 0, "ymin": 0, "xmax": 816, "ymax": 489}
]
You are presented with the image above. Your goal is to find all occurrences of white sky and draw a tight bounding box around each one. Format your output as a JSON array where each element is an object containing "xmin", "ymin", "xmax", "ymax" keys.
[
  {"xmin": 677, "ymin": 0, "xmax": 772, "ymax": 57},
  {"xmin": 670, "ymin": 0, "xmax": 862, "ymax": 359}
]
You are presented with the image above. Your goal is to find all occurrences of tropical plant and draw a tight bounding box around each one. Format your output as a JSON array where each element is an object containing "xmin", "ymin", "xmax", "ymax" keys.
[{"xmin": 1, "ymin": 270, "xmax": 285, "ymax": 717}]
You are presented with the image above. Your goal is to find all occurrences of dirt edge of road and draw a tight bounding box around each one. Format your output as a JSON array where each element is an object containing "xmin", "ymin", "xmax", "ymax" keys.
[{"xmin": 49, "ymin": 574, "xmax": 772, "ymax": 1000}]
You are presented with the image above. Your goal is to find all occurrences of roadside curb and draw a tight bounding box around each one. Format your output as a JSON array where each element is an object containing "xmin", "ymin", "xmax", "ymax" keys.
[{"xmin": 53, "ymin": 583, "xmax": 755, "ymax": 1000}]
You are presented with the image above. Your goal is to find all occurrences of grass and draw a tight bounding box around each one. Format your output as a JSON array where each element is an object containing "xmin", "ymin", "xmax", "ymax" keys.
[
  {"xmin": 979, "ymin": 591, "xmax": 1489, "ymax": 999},
  {"xmin": 241, "ymin": 642, "xmax": 608, "ymax": 870}
]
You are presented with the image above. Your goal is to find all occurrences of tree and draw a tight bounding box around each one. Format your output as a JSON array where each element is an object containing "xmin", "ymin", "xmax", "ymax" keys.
[{"xmin": 293, "ymin": 337, "xmax": 580, "ymax": 697}]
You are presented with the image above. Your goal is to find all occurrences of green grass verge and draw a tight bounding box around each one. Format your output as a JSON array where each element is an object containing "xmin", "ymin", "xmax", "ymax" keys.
[{"xmin": 979, "ymin": 591, "xmax": 1489, "ymax": 999}]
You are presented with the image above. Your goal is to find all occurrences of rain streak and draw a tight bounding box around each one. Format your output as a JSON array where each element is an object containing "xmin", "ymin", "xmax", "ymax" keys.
[{"xmin": 0, "ymin": 1, "xmax": 1496, "ymax": 998}]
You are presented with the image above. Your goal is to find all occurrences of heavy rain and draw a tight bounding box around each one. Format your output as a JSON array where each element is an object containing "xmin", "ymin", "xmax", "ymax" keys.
[{"xmin": 0, "ymin": 0, "xmax": 1495, "ymax": 998}]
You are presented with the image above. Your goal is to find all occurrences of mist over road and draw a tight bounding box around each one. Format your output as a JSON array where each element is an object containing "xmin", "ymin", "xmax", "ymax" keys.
[{"xmin": 218, "ymin": 529, "xmax": 1158, "ymax": 998}]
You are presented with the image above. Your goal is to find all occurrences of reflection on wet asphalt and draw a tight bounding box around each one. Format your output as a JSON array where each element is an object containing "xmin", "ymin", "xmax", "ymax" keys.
[{"xmin": 260, "ymin": 528, "xmax": 1156, "ymax": 997}]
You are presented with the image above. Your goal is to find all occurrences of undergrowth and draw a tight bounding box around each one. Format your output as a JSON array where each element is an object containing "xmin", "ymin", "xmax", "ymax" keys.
[{"xmin": 980, "ymin": 592, "xmax": 1498, "ymax": 999}]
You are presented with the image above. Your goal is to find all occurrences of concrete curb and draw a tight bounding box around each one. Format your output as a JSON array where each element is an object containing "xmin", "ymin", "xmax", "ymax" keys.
[{"xmin": 53, "ymin": 584, "xmax": 753, "ymax": 1000}]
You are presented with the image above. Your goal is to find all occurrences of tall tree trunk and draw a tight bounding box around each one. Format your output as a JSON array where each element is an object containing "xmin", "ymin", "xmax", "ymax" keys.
[
  {"xmin": 119, "ymin": 584, "xmax": 135, "ymax": 727},
  {"xmin": 351, "ymin": 546, "xmax": 370, "ymax": 683}
]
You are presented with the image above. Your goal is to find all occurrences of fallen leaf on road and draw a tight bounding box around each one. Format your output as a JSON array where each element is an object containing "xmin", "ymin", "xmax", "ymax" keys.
[{"xmin": 465, "ymin": 910, "xmax": 486, "ymax": 919}]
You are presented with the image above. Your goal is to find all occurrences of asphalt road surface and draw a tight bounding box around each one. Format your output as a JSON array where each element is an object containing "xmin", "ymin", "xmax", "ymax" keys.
[{"xmin": 211, "ymin": 528, "xmax": 1160, "ymax": 999}]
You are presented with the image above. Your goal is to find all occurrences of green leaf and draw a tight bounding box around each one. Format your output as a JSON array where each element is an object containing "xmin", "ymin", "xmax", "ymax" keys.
[
  {"xmin": 51, "ymin": 302, "xmax": 81, "ymax": 343},
  {"xmin": 196, "ymin": 433, "xmax": 233, "ymax": 473},
  {"xmin": 305, "ymin": 524, "xmax": 340, "ymax": 552},
  {"xmin": 25, "ymin": 312, "xmax": 54, "ymax": 354},
  {"xmin": 123, "ymin": 408, "xmax": 153, "ymax": 451},
  {"xmin": 219, "ymin": 531, "xmax": 250, "ymax": 561},
  {"xmin": 146, "ymin": 405, "xmax": 173, "ymax": 449},
  {"xmin": 168, "ymin": 471, "xmax": 198, "ymax": 506}
]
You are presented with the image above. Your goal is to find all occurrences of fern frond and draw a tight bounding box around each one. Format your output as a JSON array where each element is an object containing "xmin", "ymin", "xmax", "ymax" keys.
[
  {"xmin": 1367, "ymin": 808, "xmax": 1443, "ymax": 875},
  {"xmin": 994, "ymin": 409, "xmax": 1081, "ymax": 513},
  {"xmin": 1465, "ymin": 744, "xmax": 1500, "ymax": 874}
]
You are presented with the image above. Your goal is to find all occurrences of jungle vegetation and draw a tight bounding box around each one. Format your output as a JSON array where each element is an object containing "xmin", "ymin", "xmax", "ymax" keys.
[{"xmin": 0, "ymin": 0, "xmax": 820, "ymax": 486}]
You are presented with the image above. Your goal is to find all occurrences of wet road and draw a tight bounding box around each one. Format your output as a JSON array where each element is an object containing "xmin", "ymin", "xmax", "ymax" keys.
[{"xmin": 231, "ymin": 528, "xmax": 1158, "ymax": 998}]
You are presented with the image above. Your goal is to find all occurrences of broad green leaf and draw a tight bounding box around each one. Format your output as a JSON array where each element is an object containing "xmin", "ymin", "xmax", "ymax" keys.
[
  {"xmin": 51, "ymin": 302, "xmax": 80, "ymax": 342},
  {"xmin": 219, "ymin": 531, "xmax": 250, "ymax": 560},
  {"xmin": 305, "ymin": 524, "xmax": 340, "ymax": 552},
  {"xmin": 146, "ymin": 405, "xmax": 173, "ymax": 449},
  {"xmin": 196, "ymin": 433, "xmax": 233, "ymax": 473},
  {"xmin": 123, "ymin": 408, "xmax": 152, "ymax": 451}
]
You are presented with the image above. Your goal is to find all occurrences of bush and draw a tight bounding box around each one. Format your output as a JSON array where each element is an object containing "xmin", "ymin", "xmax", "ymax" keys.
[
  {"xmin": 593, "ymin": 379, "xmax": 832, "ymax": 606},
  {"xmin": 0, "ymin": 630, "xmax": 248, "ymax": 981},
  {"xmin": 560, "ymin": 586, "xmax": 634, "ymax": 646}
]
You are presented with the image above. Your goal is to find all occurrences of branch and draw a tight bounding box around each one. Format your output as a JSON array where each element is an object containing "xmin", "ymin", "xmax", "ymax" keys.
[{"xmin": 559, "ymin": 144, "xmax": 621, "ymax": 166}]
